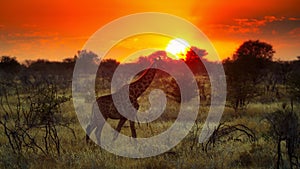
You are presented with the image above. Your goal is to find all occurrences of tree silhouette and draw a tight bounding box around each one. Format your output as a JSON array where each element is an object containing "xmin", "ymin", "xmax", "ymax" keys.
[
  {"xmin": 75, "ymin": 50, "xmax": 99, "ymax": 74},
  {"xmin": 233, "ymin": 40, "xmax": 274, "ymax": 61},
  {"xmin": 98, "ymin": 59, "xmax": 120, "ymax": 79},
  {"xmin": 233, "ymin": 40, "xmax": 274, "ymax": 84},
  {"xmin": 287, "ymin": 59, "xmax": 300, "ymax": 109},
  {"xmin": 95, "ymin": 59, "xmax": 120, "ymax": 92},
  {"xmin": 225, "ymin": 40, "xmax": 275, "ymax": 113},
  {"xmin": 265, "ymin": 108, "xmax": 299, "ymax": 169},
  {"xmin": 0, "ymin": 56, "xmax": 22, "ymax": 77},
  {"xmin": 185, "ymin": 46, "xmax": 208, "ymax": 75}
]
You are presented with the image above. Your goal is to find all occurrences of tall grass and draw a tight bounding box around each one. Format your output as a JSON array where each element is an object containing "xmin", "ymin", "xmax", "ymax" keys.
[{"xmin": 1, "ymin": 98, "xmax": 296, "ymax": 168}]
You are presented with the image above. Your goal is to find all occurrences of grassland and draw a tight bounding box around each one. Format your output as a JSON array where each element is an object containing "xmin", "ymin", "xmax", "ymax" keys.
[{"xmin": 1, "ymin": 92, "xmax": 298, "ymax": 169}]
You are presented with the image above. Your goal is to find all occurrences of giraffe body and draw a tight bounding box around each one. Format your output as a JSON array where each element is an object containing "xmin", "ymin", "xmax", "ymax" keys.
[{"xmin": 86, "ymin": 64, "xmax": 158, "ymax": 144}]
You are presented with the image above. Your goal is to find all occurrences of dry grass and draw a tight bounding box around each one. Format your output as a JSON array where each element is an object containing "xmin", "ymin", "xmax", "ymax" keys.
[{"xmin": 1, "ymin": 91, "xmax": 299, "ymax": 168}]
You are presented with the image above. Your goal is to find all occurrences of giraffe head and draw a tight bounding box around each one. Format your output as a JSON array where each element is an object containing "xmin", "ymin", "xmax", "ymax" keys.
[{"xmin": 150, "ymin": 56, "xmax": 164, "ymax": 69}]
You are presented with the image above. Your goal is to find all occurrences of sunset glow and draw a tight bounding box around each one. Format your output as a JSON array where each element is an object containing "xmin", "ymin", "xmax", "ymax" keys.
[
  {"xmin": 0, "ymin": 0, "xmax": 299, "ymax": 61},
  {"xmin": 165, "ymin": 38, "xmax": 191, "ymax": 60}
]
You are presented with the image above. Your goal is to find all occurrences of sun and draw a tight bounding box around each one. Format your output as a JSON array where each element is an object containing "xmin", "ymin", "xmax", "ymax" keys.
[{"xmin": 165, "ymin": 38, "xmax": 191, "ymax": 59}]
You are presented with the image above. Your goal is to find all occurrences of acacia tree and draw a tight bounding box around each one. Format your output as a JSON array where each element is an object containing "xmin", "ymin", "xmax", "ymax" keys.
[
  {"xmin": 0, "ymin": 79, "xmax": 74, "ymax": 157},
  {"xmin": 0, "ymin": 56, "xmax": 21, "ymax": 73},
  {"xmin": 0, "ymin": 56, "xmax": 22, "ymax": 82},
  {"xmin": 185, "ymin": 46, "xmax": 208, "ymax": 75},
  {"xmin": 75, "ymin": 50, "xmax": 99, "ymax": 74},
  {"xmin": 265, "ymin": 108, "xmax": 299, "ymax": 169},
  {"xmin": 287, "ymin": 59, "xmax": 300, "ymax": 110},
  {"xmin": 261, "ymin": 61, "xmax": 292, "ymax": 102},
  {"xmin": 225, "ymin": 40, "xmax": 275, "ymax": 113}
]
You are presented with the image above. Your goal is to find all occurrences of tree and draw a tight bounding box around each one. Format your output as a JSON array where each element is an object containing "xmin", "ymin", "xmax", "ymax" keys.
[
  {"xmin": 265, "ymin": 107, "xmax": 299, "ymax": 169},
  {"xmin": 225, "ymin": 40, "xmax": 275, "ymax": 113},
  {"xmin": 185, "ymin": 46, "xmax": 208, "ymax": 75},
  {"xmin": 287, "ymin": 59, "xmax": 300, "ymax": 109},
  {"xmin": 98, "ymin": 59, "xmax": 120, "ymax": 79},
  {"xmin": 233, "ymin": 40, "xmax": 274, "ymax": 61},
  {"xmin": 75, "ymin": 50, "xmax": 99, "ymax": 74},
  {"xmin": 0, "ymin": 79, "xmax": 74, "ymax": 157},
  {"xmin": 259, "ymin": 61, "xmax": 292, "ymax": 103},
  {"xmin": 233, "ymin": 40, "xmax": 274, "ymax": 84},
  {"xmin": 0, "ymin": 56, "xmax": 22, "ymax": 80},
  {"xmin": 96, "ymin": 59, "xmax": 120, "ymax": 92}
]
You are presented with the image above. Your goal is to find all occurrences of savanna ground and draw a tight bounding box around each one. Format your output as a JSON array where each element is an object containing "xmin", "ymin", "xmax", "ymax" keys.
[{"xmin": 0, "ymin": 75, "xmax": 298, "ymax": 169}]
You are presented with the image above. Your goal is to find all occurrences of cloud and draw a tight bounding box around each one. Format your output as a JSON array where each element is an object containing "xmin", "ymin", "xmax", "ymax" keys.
[
  {"xmin": 232, "ymin": 16, "xmax": 285, "ymax": 33},
  {"xmin": 288, "ymin": 17, "xmax": 300, "ymax": 21},
  {"xmin": 207, "ymin": 16, "xmax": 291, "ymax": 35},
  {"xmin": 208, "ymin": 23, "xmax": 260, "ymax": 34},
  {"xmin": 234, "ymin": 18, "xmax": 265, "ymax": 27},
  {"xmin": 264, "ymin": 16, "xmax": 285, "ymax": 22},
  {"xmin": 289, "ymin": 27, "xmax": 300, "ymax": 37}
]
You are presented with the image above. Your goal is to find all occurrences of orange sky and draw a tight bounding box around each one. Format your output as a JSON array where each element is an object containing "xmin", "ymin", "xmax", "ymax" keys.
[{"xmin": 0, "ymin": 0, "xmax": 299, "ymax": 62}]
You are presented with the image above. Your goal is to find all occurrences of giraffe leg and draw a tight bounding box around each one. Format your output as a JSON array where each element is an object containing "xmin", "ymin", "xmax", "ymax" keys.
[
  {"xmin": 95, "ymin": 119, "xmax": 105, "ymax": 145},
  {"xmin": 113, "ymin": 118, "xmax": 127, "ymax": 141},
  {"xmin": 129, "ymin": 121, "xmax": 137, "ymax": 138},
  {"xmin": 86, "ymin": 101, "xmax": 98, "ymax": 144},
  {"xmin": 86, "ymin": 123, "xmax": 95, "ymax": 144}
]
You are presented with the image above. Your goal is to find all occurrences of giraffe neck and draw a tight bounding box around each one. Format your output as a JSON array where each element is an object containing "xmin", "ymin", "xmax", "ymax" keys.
[{"xmin": 129, "ymin": 68, "xmax": 157, "ymax": 98}]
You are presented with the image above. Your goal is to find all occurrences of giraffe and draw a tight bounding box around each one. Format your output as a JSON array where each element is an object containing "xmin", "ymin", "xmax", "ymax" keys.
[{"xmin": 86, "ymin": 59, "xmax": 161, "ymax": 144}]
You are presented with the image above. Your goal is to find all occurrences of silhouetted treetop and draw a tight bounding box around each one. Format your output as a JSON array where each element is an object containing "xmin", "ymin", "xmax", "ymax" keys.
[
  {"xmin": 97, "ymin": 59, "xmax": 120, "ymax": 79},
  {"xmin": 233, "ymin": 40, "xmax": 275, "ymax": 61},
  {"xmin": 185, "ymin": 46, "xmax": 208, "ymax": 61},
  {"xmin": 185, "ymin": 46, "xmax": 208, "ymax": 75},
  {"xmin": 0, "ymin": 56, "xmax": 21, "ymax": 74},
  {"xmin": 224, "ymin": 40, "xmax": 275, "ymax": 113}
]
